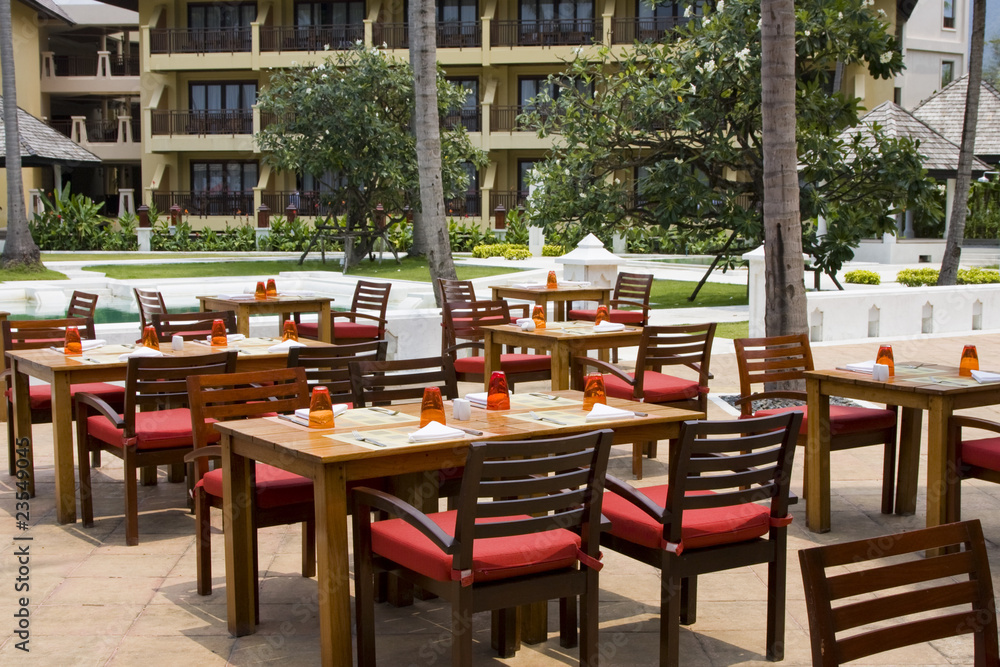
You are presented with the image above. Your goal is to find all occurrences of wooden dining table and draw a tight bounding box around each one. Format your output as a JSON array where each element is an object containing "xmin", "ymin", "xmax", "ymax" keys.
[
  {"xmin": 196, "ymin": 293, "xmax": 334, "ymax": 342},
  {"xmin": 805, "ymin": 362, "xmax": 1000, "ymax": 534},
  {"xmin": 216, "ymin": 391, "xmax": 704, "ymax": 666},
  {"xmin": 489, "ymin": 283, "xmax": 611, "ymax": 321},
  {"xmin": 8, "ymin": 337, "xmax": 334, "ymax": 524}
]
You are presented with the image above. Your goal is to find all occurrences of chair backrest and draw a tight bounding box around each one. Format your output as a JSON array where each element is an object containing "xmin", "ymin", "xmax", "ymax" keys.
[
  {"xmin": 613, "ymin": 272, "xmax": 654, "ymax": 307},
  {"xmin": 439, "ymin": 278, "xmax": 476, "ymax": 304},
  {"xmin": 351, "ymin": 280, "xmax": 392, "ymax": 318},
  {"xmin": 122, "ymin": 350, "xmax": 237, "ymax": 433},
  {"xmin": 451, "ymin": 429, "xmax": 613, "ymax": 577},
  {"xmin": 349, "ymin": 356, "xmax": 458, "ymax": 407},
  {"xmin": 636, "ymin": 323, "xmax": 717, "ymax": 381},
  {"xmin": 733, "ymin": 333, "xmax": 814, "ymax": 415},
  {"xmin": 67, "ymin": 291, "xmax": 99, "ymax": 319},
  {"xmin": 441, "ymin": 299, "xmax": 511, "ymax": 350},
  {"xmin": 152, "ymin": 310, "xmax": 238, "ymax": 341},
  {"xmin": 798, "ymin": 519, "xmax": 999, "ymax": 666},
  {"xmin": 287, "ymin": 340, "xmax": 387, "ymax": 403},
  {"xmin": 134, "ymin": 288, "xmax": 168, "ymax": 331},
  {"xmin": 3, "ymin": 317, "xmax": 98, "ymax": 368},
  {"xmin": 661, "ymin": 413, "xmax": 802, "ymax": 548}
]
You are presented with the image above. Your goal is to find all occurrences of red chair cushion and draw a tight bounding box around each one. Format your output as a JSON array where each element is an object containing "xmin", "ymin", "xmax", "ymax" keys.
[
  {"xmin": 299, "ymin": 321, "xmax": 381, "ymax": 341},
  {"xmin": 960, "ymin": 437, "xmax": 1000, "ymax": 470},
  {"xmin": 200, "ymin": 462, "xmax": 313, "ymax": 509},
  {"xmin": 454, "ymin": 354, "xmax": 551, "ymax": 376},
  {"xmin": 748, "ymin": 405, "xmax": 895, "ymax": 436},
  {"xmin": 603, "ymin": 371, "xmax": 701, "ymax": 404},
  {"xmin": 296, "ymin": 322, "xmax": 319, "ymax": 338},
  {"xmin": 17, "ymin": 382, "xmax": 126, "ymax": 412},
  {"xmin": 603, "ymin": 485, "xmax": 772, "ymax": 550},
  {"xmin": 371, "ymin": 509, "xmax": 581, "ymax": 583},
  {"xmin": 86, "ymin": 407, "xmax": 210, "ymax": 451},
  {"xmin": 568, "ymin": 309, "xmax": 645, "ymax": 324}
]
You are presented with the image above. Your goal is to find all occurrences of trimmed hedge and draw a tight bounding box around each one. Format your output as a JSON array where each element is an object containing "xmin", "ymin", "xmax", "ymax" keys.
[
  {"xmin": 844, "ymin": 269, "xmax": 881, "ymax": 285},
  {"xmin": 896, "ymin": 267, "xmax": 1000, "ymax": 286}
]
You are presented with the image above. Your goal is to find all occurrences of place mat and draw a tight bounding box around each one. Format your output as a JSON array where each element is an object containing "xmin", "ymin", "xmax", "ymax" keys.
[
  {"xmin": 506, "ymin": 408, "xmax": 639, "ymax": 428},
  {"xmin": 266, "ymin": 409, "xmax": 419, "ymax": 430},
  {"xmin": 467, "ymin": 394, "xmax": 582, "ymax": 410},
  {"xmin": 75, "ymin": 344, "xmax": 146, "ymax": 363},
  {"xmin": 326, "ymin": 426, "xmax": 475, "ymax": 450}
]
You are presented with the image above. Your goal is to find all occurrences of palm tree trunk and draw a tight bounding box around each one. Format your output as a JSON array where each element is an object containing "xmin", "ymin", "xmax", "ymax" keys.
[
  {"xmin": 0, "ymin": 0, "xmax": 42, "ymax": 270},
  {"xmin": 938, "ymin": 0, "xmax": 986, "ymax": 285},
  {"xmin": 760, "ymin": 0, "xmax": 806, "ymax": 337}
]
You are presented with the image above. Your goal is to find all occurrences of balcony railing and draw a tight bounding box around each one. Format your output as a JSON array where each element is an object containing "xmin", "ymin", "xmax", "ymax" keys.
[
  {"xmin": 261, "ymin": 192, "xmax": 349, "ymax": 217},
  {"xmin": 445, "ymin": 192, "xmax": 481, "ymax": 217},
  {"xmin": 50, "ymin": 54, "xmax": 139, "ymax": 76},
  {"xmin": 149, "ymin": 27, "xmax": 252, "ymax": 55},
  {"xmin": 372, "ymin": 23, "xmax": 409, "ymax": 49},
  {"xmin": 489, "ymin": 190, "xmax": 528, "ymax": 215},
  {"xmin": 489, "ymin": 105, "xmax": 556, "ymax": 132},
  {"xmin": 260, "ymin": 24, "xmax": 364, "ymax": 52},
  {"xmin": 491, "ymin": 19, "xmax": 601, "ymax": 47},
  {"xmin": 150, "ymin": 110, "xmax": 253, "ymax": 135},
  {"xmin": 49, "ymin": 120, "xmax": 72, "ymax": 138},
  {"xmin": 610, "ymin": 16, "xmax": 690, "ymax": 44},
  {"xmin": 443, "ymin": 106, "xmax": 481, "ymax": 132},
  {"xmin": 151, "ymin": 191, "xmax": 255, "ymax": 217},
  {"xmin": 48, "ymin": 118, "xmax": 137, "ymax": 143},
  {"xmin": 437, "ymin": 21, "xmax": 481, "ymax": 48}
]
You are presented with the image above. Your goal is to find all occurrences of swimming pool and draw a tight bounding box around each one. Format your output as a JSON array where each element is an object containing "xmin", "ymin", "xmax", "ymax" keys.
[{"xmin": 0, "ymin": 297, "xmax": 200, "ymax": 324}]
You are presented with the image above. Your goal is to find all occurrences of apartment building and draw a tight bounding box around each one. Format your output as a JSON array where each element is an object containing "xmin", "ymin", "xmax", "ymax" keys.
[{"xmin": 896, "ymin": 0, "xmax": 970, "ymax": 110}]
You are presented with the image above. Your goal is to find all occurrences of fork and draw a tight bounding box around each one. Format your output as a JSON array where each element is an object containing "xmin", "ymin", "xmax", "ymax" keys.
[
  {"xmin": 352, "ymin": 430, "xmax": 389, "ymax": 448},
  {"xmin": 527, "ymin": 411, "xmax": 567, "ymax": 425}
]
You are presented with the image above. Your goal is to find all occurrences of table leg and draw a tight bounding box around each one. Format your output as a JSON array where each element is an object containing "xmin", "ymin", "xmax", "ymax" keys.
[
  {"xmin": 924, "ymin": 395, "xmax": 953, "ymax": 530},
  {"xmin": 236, "ymin": 305, "xmax": 251, "ymax": 337},
  {"xmin": 317, "ymin": 303, "xmax": 332, "ymax": 343},
  {"xmin": 224, "ymin": 434, "xmax": 257, "ymax": 636},
  {"xmin": 50, "ymin": 373, "xmax": 76, "ymax": 524},
  {"xmin": 483, "ymin": 330, "xmax": 502, "ymax": 391},
  {"xmin": 11, "ymin": 361, "xmax": 33, "ymax": 498},
  {"xmin": 550, "ymin": 345, "xmax": 571, "ymax": 391},
  {"xmin": 895, "ymin": 407, "xmax": 922, "ymax": 515},
  {"xmin": 313, "ymin": 464, "xmax": 352, "ymax": 667},
  {"xmin": 806, "ymin": 379, "xmax": 831, "ymax": 533}
]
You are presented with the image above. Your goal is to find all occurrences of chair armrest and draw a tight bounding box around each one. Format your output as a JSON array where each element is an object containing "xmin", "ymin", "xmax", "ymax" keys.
[
  {"xmin": 184, "ymin": 445, "xmax": 222, "ymax": 463},
  {"xmin": 332, "ymin": 311, "xmax": 389, "ymax": 328},
  {"xmin": 508, "ymin": 303, "xmax": 530, "ymax": 319},
  {"xmin": 572, "ymin": 356, "xmax": 634, "ymax": 387},
  {"xmin": 609, "ymin": 298, "xmax": 647, "ymax": 312},
  {"xmin": 951, "ymin": 415, "xmax": 1000, "ymax": 435},
  {"xmin": 445, "ymin": 341, "xmax": 485, "ymax": 358},
  {"xmin": 352, "ymin": 486, "xmax": 455, "ymax": 554},
  {"xmin": 74, "ymin": 392, "xmax": 124, "ymax": 428},
  {"xmin": 604, "ymin": 474, "xmax": 667, "ymax": 523}
]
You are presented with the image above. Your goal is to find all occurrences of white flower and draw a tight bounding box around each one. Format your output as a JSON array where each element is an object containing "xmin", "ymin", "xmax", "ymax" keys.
[
  {"xmin": 838, "ymin": 12, "xmax": 843, "ymax": 20},
  {"xmin": 324, "ymin": 43, "xmax": 330, "ymax": 51},
  {"xmin": 877, "ymin": 8, "xmax": 886, "ymax": 16},
  {"xmin": 580, "ymin": 192, "xmax": 586, "ymax": 198},
  {"xmin": 305, "ymin": 87, "xmax": 312, "ymax": 95},
  {"xmin": 704, "ymin": 60, "xmax": 716, "ymax": 73},
  {"xmin": 690, "ymin": 84, "xmax": 697, "ymax": 93},
  {"xmin": 674, "ymin": 157, "xmax": 683, "ymax": 164},
  {"xmin": 717, "ymin": 0, "xmax": 724, "ymax": 12},
  {"xmin": 880, "ymin": 51, "xmax": 893, "ymax": 63},
  {"xmin": 573, "ymin": 46, "xmax": 583, "ymax": 55},
  {"xmin": 804, "ymin": 30, "xmax": 811, "ymax": 36},
  {"xmin": 355, "ymin": 39, "xmax": 363, "ymax": 46},
  {"xmin": 614, "ymin": 178, "xmax": 621, "ymax": 184},
  {"xmin": 684, "ymin": 5, "xmax": 693, "ymax": 17}
]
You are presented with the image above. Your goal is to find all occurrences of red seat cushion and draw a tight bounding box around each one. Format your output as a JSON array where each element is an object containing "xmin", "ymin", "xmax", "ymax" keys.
[
  {"xmin": 747, "ymin": 405, "xmax": 895, "ymax": 436},
  {"xmin": 296, "ymin": 322, "xmax": 319, "ymax": 338},
  {"xmin": 603, "ymin": 371, "xmax": 701, "ymax": 404},
  {"xmin": 86, "ymin": 407, "xmax": 209, "ymax": 451},
  {"xmin": 453, "ymin": 354, "xmax": 551, "ymax": 376},
  {"xmin": 371, "ymin": 509, "xmax": 581, "ymax": 583},
  {"xmin": 200, "ymin": 463, "xmax": 313, "ymax": 509},
  {"xmin": 333, "ymin": 322, "xmax": 380, "ymax": 341},
  {"xmin": 603, "ymin": 485, "xmax": 773, "ymax": 550},
  {"xmin": 960, "ymin": 437, "xmax": 1000, "ymax": 470},
  {"xmin": 568, "ymin": 308, "xmax": 645, "ymax": 324},
  {"xmin": 17, "ymin": 382, "xmax": 126, "ymax": 412}
]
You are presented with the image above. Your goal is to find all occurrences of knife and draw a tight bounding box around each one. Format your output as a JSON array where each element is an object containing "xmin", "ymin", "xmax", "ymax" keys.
[
  {"xmin": 454, "ymin": 426, "xmax": 484, "ymax": 436},
  {"xmin": 278, "ymin": 414, "xmax": 310, "ymax": 427},
  {"xmin": 369, "ymin": 406, "xmax": 399, "ymax": 416}
]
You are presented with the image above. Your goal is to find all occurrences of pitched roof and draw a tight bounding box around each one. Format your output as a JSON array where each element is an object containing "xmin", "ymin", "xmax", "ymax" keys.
[
  {"xmin": 0, "ymin": 96, "xmax": 100, "ymax": 167},
  {"xmin": 837, "ymin": 101, "xmax": 991, "ymax": 177},
  {"xmin": 19, "ymin": 0, "xmax": 73, "ymax": 24},
  {"xmin": 911, "ymin": 75, "xmax": 1000, "ymax": 161}
]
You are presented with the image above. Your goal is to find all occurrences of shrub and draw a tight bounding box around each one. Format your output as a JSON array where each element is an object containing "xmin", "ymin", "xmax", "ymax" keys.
[
  {"xmin": 472, "ymin": 243, "xmax": 531, "ymax": 259},
  {"xmin": 502, "ymin": 246, "xmax": 532, "ymax": 260},
  {"xmin": 958, "ymin": 267, "xmax": 1000, "ymax": 284},
  {"xmin": 896, "ymin": 268, "xmax": 939, "ymax": 287},
  {"xmin": 843, "ymin": 269, "xmax": 881, "ymax": 285},
  {"xmin": 542, "ymin": 244, "xmax": 565, "ymax": 256},
  {"xmin": 29, "ymin": 184, "xmax": 110, "ymax": 250},
  {"xmin": 449, "ymin": 218, "xmax": 491, "ymax": 252}
]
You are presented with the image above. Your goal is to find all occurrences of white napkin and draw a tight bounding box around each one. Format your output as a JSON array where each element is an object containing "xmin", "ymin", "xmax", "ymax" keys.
[
  {"xmin": 408, "ymin": 421, "xmax": 466, "ymax": 442},
  {"xmin": 515, "ymin": 318, "xmax": 532, "ymax": 326},
  {"xmin": 279, "ymin": 290, "xmax": 317, "ymax": 297},
  {"xmin": 465, "ymin": 392, "xmax": 488, "ymax": 408},
  {"xmin": 593, "ymin": 322, "xmax": 625, "ymax": 332},
  {"xmin": 294, "ymin": 404, "xmax": 349, "ymax": 421},
  {"xmin": 560, "ymin": 281, "xmax": 592, "ymax": 287},
  {"xmin": 586, "ymin": 403, "xmax": 636, "ymax": 422},
  {"xmin": 971, "ymin": 370, "xmax": 1000, "ymax": 384},
  {"xmin": 268, "ymin": 339, "xmax": 308, "ymax": 353},
  {"xmin": 844, "ymin": 360, "xmax": 876, "ymax": 373},
  {"xmin": 118, "ymin": 346, "xmax": 164, "ymax": 361},
  {"xmin": 227, "ymin": 334, "xmax": 246, "ymax": 343},
  {"xmin": 511, "ymin": 283, "xmax": 547, "ymax": 290},
  {"xmin": 57, "ymin": 339, "xmax": 105, "ymax": 353}
]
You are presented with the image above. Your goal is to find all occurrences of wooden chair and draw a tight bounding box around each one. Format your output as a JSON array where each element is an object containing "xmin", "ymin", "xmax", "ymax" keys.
[
  {"xmin": 185, "ymin": 368, "xmax": 313, "ymax": 609},
  {"xmin": 67, "ymin": 290, "xmax": 99, "ymax": 319},
  {"xmin": 3, "ymin": 317, "xmax": 125, "ymax": 476},
  {"xmin": 439, "ymin": 278, "xmax": 530, "ymax": 321},
  {"xmin": 600, "ymin": 413, "xmax": 802, "ymax": 666},
  {"xmin": 134, "ymin": 288, "xmax": 167, "ymax": 332},
  {"xmin": 287, "ymin": 340, "xmax": 387, "ymax": 403},
  {"xmin": 798, "ymin": 519, "xmax": 999, "ymax": 666},
  {"xmin": 75, "ymin": 350, "xmax": 237, "ymax": 545},
  {"xmin": 734, "ymin": 333, "xmax": 898, "ymax": 514},
  {"xmin": 349, "ymin": 355, "xmax": 458, "ymax": 407},
  {"xmin": 152, "ymin": 310, "xmax": 238, "ymax": 341},
  {"xmin": 568, "ymin": 271, "xmax": 654, "ymax": 327},
  {"xmin": 947, "ymin": 416, "xmax": 1000, "ymax": 522},
  {"xmin": 442, "ymin": 299, "xmax": 552, "ymax": 390},
  {"xmin": 352, "ymin": 429, "xmax": 613, "ymax": 666},
  {"xmin": 297, "ymin": 280, "xmax": 391, "ymax": 343}
]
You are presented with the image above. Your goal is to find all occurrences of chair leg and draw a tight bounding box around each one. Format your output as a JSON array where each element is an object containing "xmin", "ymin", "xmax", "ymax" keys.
[
  {"xmin": 354, "ymin": 534, "xmax": 377, "ymax": 667},
  {"xmin": 632, "ymin": 443, "xmax": 644, "ymax": 480},
  {"xmin": 559, "ymin": 595, "xmax": 578, "ymax": 648},
  {"xmin": 6, "ymin": 409, "xmax": 16, "ymax": 476},
  {"xmin": 452, "ymin": 589, "xmax": 474, "ymax": 666},
  {"xmin": 766, "ymin": 538, "xmax": 787, "ymax": 661},
  {"xmin": 580, "ymin": 570, "xmax": 599, "ymax": 667},
  {"xmin": 123, "ymin": 449, "xmax": 140, "ymax": 546},
  {"xmin": 301, "ymin": 518, "xmax": 316, "ymax": 578},
  {"xmin": 661, "ymin": 573, "xmax": 682, "ymax": 667},
  {"xmin": 77, "ymin": 437, "xmax": 95, "ymax": 528},
  {"xmin": 167, "ymin": 462, "xmax": 185, "ymax": 483},
  {"xmin": 91, "ymin": 449, "xmax": 101, "ymax": 469},
  {"xmin": 880, "ymin": 437, "xmax": 897, "ymax": 515},
  {"xmin": 646, "ymin": 440, "xmax": 658, "ymax": 460},
  {"xmin": 195, "ymin": 488, "xmax": 212, "ymax": 596},
  {"xmin": 492, "ymin": 608, "xmax": 518, "ymax": 658},
  {"xmin": 680, "ymin": 576, "xmax": 697, "ymax": 625},
  {"xmin": 140, "ymin": 465, "xmax": 157, "ymax": 486}
]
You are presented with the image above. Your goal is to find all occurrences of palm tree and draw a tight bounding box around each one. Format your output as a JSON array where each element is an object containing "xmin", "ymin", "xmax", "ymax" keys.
[{"xmin": 0, "ymin": 0, "xmax": 42, "ymax": 270}]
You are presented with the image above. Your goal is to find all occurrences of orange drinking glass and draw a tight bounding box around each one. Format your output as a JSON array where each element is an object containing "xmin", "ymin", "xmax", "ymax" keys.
[
  {"xmin": 308, "ymin": 386, "xmax": 334, "ymax": 428},
  {"xmin": 960, "ymin": 345, "xmax": 979, "ymax": 377},
  {"xmin": 282, "ymin": 319, "xmax": 299, "ymax": 342},
  {"xmin": 582, "ymin": 372, "xmax": 607, "ymax": 411},
  {"xmin": 420, "ymin": 386, "xmax": 447, "ymax": 427},
  {"xmin": 266, "ymin": 278, "xmax": 277, "ymax": 298},
  {"xmin": 594, "ymin": 305, "xmax": 610, "ymax": 325},
  {"xmin": 532, "ymin": 304, "xmax": 546, "ymax": 329},
  {"xmin": 64, "ymin": 326, "xmax": 82, "ymax": 355},
  {"xmin": 487, "ymin": 371, "xmax": 511, "ymax": 410},
  {"xmin": 876, "ymin": 345, "xmax": 894, "ymax": 377},
  {"xmin": 546, "ymin": 271, "xmax": 558, "ymax": 289},
  {"xmin": 141, "ymin": 325, "xmax": 160, "ymax": 351},
  {"xmin": 211, "ymin": 319, "xmax": 228, "ymax": 347},
  {"xmin": 254, "ymin": 281, "xmax": 267, "ymax": 300}
]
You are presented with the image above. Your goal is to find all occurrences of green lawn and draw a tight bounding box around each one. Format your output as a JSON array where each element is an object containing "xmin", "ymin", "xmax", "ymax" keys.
[
  {"xmin": 714, "ymin": 321, "xmax": 749, "ymax": 339},
  {"xmin": 43, "ymin": 252, "xmax": 244, "ymax": 261},
  {"xmin": 650, "ymin": 279, "xmax": 748, "ymax": 309},
  {"xmin": 0, "ymin": 267, "xmax": 67, "ymax": 281}
]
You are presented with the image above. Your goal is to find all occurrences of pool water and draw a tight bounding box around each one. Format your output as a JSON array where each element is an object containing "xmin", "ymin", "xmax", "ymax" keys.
[{"xmin": 2, "ymin": 298, "xmax": 200, "ymax": 325}]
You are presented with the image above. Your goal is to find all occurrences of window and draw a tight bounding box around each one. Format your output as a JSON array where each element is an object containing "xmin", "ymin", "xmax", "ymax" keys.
[
  {"xmin": 438, "ymin": 0, "xmax": 477, "ymax": 24},
  {"xmin": 445, "ymin": 78, "xmax": 480, "ymax": 131},
  {"xmin": 189, "ymin": 82, "xmax": 257, "ymax": 133},
  {"xmin": 296, "ymin": 1, "xmax": 365, "ymax": 26},
  {"xmin": 191, "ymin": 161, "xmax": 257, "ymax": 215},
  {"xmin": 942, "ymin": 60, "xmax": 955, "ymax": 88},
  {"xmin": 519, "ymin": 75, "xmax": 591, "ymax": 110},
  {"xmin": 943, "ymin": 0, "xmax": 955, "ymax": 29},
  {"xmin": 518, "ymin": 0, "xmax": 594, "ymax": 44},
  {"xmin": 447, "ymin": 161, "xmax": 480, "ymax": 215},
  {"xmin": 189, "ymin": 3, "xmax": 256, "ymax": 28},
  {"xmin": 518, "ymin": 159, "xmax": 539, "ymax": 195}
]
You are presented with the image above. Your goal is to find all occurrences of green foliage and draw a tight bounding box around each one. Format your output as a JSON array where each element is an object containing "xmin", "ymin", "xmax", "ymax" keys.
[
  {"xmin": 958, "ymin": 267, "xmax": 1000, "ymax": 284},
  {"xmin": 29, "ymin": 184, "xmax": 107, "ymax": 250},
  {"xmin": 502, "ymin": 246, "xmax": 532, "ymax": 260},
  {"xmin": 520, "ymin": 0, "xmax": 936, "ymax": 276},
  {"xmin": 542, "ymin": 244, "xmax": 565, "ymax": 256},
  {"xmin": 965, "ymin": 177, "xmax": 1000, "ymax": 240},
  {"xmin": 897, "ymin": 267, "xmax": 1000, "ymax": 286},
  {"xmin": 472, "ymin": 243, "xmax": 532, "ymax": 259},
  {"xmin": 449, "ymin": 218, "xmax": 491, "ymax": 252},
  {"xmin": 502, "ymin": 209, "xmax": 530, "ymax": 245},
  {"xmin": 257, "ymin": 215, "xmax": 315, "ymax": 252},
  {"xmin": 843, "ymin": 269, "xmax": 881, "ymax": 285}
]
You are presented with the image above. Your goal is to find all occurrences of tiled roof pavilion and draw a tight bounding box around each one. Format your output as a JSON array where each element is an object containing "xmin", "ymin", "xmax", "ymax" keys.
[
  {"xmin": 912, "ymin": 74, "xmax": 1000, "ymax": 165},
  {"xmin": 0, "ymin": 96, "xmax": 100, "ymax": 168}
]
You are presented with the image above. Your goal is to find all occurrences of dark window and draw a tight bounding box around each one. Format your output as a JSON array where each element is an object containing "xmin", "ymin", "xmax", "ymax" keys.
[
  {"xmin": 438, "ymin": 0, "xmax": 477, "ymax": 23},
  {"xmin": 190, "ymin": 161, "xmax": 257, "ymax": 215},
  {"xmin": 519, "ymin": 75, "xmax": 591, "ymax": 108},
  {"xmin": 518, "ymin": 159, "xmax": 539, "ymax": 195},
  {"xmin": 189, "ymin": 3, "xmax": 256, "ymax": 28},
  {"xmin": 520, "ymin": 0, "xmax": 593, "ymax": 22},
  {"xmin": 943, "ymin": 0, "xmax": 955, "ymax": 29},
  {"xmin": 445, "ymin": 77, "xmax": 480, "ymax": 130},
  {"xmin": 189, "ymin": 82, "xmax": 257, "ymax": 111},
  {"xmin": 941, "ymin": 61, "xmax": 955, "ymax": 88},
  {"xmin": 296, "ymin": 1, "xmax": 365, "ymax": 26}
]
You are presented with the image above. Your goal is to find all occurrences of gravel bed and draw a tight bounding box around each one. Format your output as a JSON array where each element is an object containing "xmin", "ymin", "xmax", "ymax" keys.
[{"xmin": 717, "ymin": 394, "xmax": 861, "ymax": 410}]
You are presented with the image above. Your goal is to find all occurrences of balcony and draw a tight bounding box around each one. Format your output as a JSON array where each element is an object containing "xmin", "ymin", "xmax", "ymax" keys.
[
  {"xmin": 149, "ymin": 27, "xmax": 252, "ymax": 54},
  {"xmin": 490, "ymin": 105, "xmax": 542, "ymax": 132},
  {"xmin": 260, "ymin": 192, "xmax": 349, "ymax": 218},
  {"xmin": 491, "ymin": 19, "xmax": 601, "ymax": 47},
  {"xmin": 48, "ymin": 116, "xmax": 141, "ymax": 162},
  {"xmin": 151, "ymin": 191, "xmax": 255, "ymax": 217},
  {"xmin": 610, "ymin": 16, "xmax": 690, "ymax": 44},
  {"xmin": 150, "ymin": 110, "xmax": 253, "ymax": 136},
  {"xmin": 489, "ymin": 190, "xmax": 527, "ymax": 216},
  {"xmin": 445, "ymin": 192, "xmax": 481, "ymax": 217},
  {"xmin": 372, "ymin": 22, "xmax": 484, "ymax": 50},
  {"xmin": 443, "ymin": 106, "xmax": 481, "ymax": 132},
  {"xmin": 260, "ymin": 24, "xmax": 364, "ymax": 52},
  {"xmin": 40, "ymin": 51, "xmax": 140, "ymax": 95}
]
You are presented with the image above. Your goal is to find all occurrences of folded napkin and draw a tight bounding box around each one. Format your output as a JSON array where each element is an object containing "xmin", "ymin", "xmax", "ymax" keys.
[
  {"xmin": 465, "ymin": 392, "xmax": 488, "ymax": 408},
  {"xmin": 57, "ymin": 339, "xmax": 105, "ymax": 354},
  {"xmin": 118, "ymin": 346, "xmax": 164, "ymax": 361},
  {"xmin": 586, "ymin": 403, "xmax": 636, "ymax": 422},
  {"xmin": 844, "ymin": 360, "xmax": 876, "ymax": 373},
  {"xmin": 560, "ymin": 281, "xmax": 592, "ymax": 287},
  {"xmin": 294, "ymin": 404, "xmax": 349, "ymax": 421},
  {"xmin": 593, "ymin": 322, "xmax": 625, "ymax": 332},
  {"xmin": 227, "ymin": 334, "xmax": 246, "ymax": 343},
  {"xmin": 515, "ymin": 318, "xmax": 532, "ymax": 326},
  {"xmin": 971, "ymin": 370, "xmax": 1000, "ymax": 384},
  {"xmin": 511, "ymin": 282, "xmax": 548, "ymax": 290},
  {"xmin": 279, "ymin": 290, "xmax": 317, "ymax": 297},
  {"xmin": 268, "ymin": 339, "xmax": 308, "ymax": 353},
  {"xmin": 409, "ymin": 421, "xmax": 466, "ymax": 442}
]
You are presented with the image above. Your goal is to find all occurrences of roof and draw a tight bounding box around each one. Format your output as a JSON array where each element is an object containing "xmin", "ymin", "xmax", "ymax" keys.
[
  {"xmin": 58, "ymin": 2, "xmax": 137, "ymax": 26},
  {"xmin": 20, "ymin": 0, "xmax": 74, "ymax": 24},
  {"xmin": 837, "ymin": 101, "xmax": 991, "ymax": 177},
  {"xmin": 911, "ymin": 75, "xmax": 1000, "ymax": 162},
  {"xmin": 0, "ymin": 96, "xmax": 101, "ymax": 167}
]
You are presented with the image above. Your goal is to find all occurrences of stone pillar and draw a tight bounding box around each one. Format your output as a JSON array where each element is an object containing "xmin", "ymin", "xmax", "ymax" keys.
[
  {"xmin": 611, "ymin": 232, "xmax": 627, "ymax": 254},
  {"xmin": 137, "ymin": 204, "xmax": 152, "ymax": 251},
  {"xmin": 118, "ymin": 188, "xmax": 135, "ymax": 216},
  {"xmin": 743, "ymin": 246, "xmax": 766, "ymax": 338},
  {"xmin": 256, "ymin": 204, "xmax": 270, "ymax": 249},
  {"xmin": 493, "ymin": 205, "xmax": 506, "ymax": 241},
  {"xmin": 528, "ymin": 226, "xmax": 544, "ymax": 256},
  {"xmin": 286, "ymin": 203, "xmax": 297, "ymax": 223}
]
